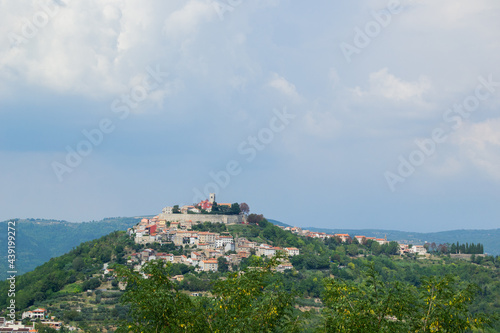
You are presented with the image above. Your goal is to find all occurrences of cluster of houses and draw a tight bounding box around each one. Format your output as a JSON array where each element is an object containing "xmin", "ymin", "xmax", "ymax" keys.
[
  {"xmin": 277, "ymin": 226, "xmax": 427, "ymax": 255},
  {"xmin": 0, "ymin": 316, "xmax": 36, "ymax": 332},
  {"xmin": 128, "ymin": 216, "xmax": 300, "ymax": 273},
  {"xmin": 0, "ymin": 310, "xmax": 66, "ymax": 332}
]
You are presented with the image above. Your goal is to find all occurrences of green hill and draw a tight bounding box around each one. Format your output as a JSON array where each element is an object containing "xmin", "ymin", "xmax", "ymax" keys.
[
  {"xmin": 0, "ymin": 231, "xmax": 133, "ymax": 311},
  {"xmin": 0, "ymin": 217, "xmax": 140, "ymax": 280},
  {"xmin": 0, "ymin": 220, "xmax": 499, "ymax": 332}
]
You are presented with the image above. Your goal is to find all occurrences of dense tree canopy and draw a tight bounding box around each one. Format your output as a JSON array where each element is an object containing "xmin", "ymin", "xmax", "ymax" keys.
[
  {"xmin": 322, "ymin": 264, "xmax": 495, "ymax": 332},
  {"xmin": 116, "ymin": 257, "xmax": 299, "ymax": 332}
]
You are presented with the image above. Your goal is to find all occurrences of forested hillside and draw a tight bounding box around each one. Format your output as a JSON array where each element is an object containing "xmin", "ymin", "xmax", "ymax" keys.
[{"xmin": 0, "ymin": 217, "xmax": 140, "ymax": 280}]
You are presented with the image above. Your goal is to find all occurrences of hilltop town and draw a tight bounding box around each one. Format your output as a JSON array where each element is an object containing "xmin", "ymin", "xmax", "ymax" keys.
[
  {"xmin": 127, "ymin": 194, "xmax": 299, "ymax": 273},
  {"xmin": 127, "ymin": 194, "xmax": 427, "ymax": 274}
]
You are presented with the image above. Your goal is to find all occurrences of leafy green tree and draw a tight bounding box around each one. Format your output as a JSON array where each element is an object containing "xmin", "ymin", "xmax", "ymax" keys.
[
  {"xmin": 323, "ymin": 264, "xmax": 416, "ymax": 332},
  {"xmin": 322, "ymin": 264, "xmax": 496, "ymax": 332},
  {"xmin": 417, "ymin": 275, "xmax": 493, "ymax": 332},
  {"xmin": 346, "ymin": 244, "xmax": 358, "ymax": 256},
  {"xmin": 217, "ymin": 257, "xmax": 229, "ymax": 273},
  {"xmin": 63, "ymin": 309, "xmax": 81, "ymax": 322},
  {"xmin": 230, "ymin": 203, "xmax": 241, "ymax": 215},
  {"xmin": 384, "ymin": 241, "xmax": 399, "ymax": 255},
  {"xmin": 72, "ymin": 257, "xmax": 85, "ymax": 271},
  {"xmin": 116, "ymin": 257, "xmax": 299, "ymax": 332},
  {"xmin": 82, "ymin": 278, "xmax": 101, "ymax": 291},
  {"xmin": 369, "ymin": 241, "xmax": 382, "ymax": 255},
  {"xmin": 206, "ymin": 255, "xmax": 300, "ymax": 332},
  {"xmin": 116, "ymin": 260, "xmax": 207, "ymax": 332}
]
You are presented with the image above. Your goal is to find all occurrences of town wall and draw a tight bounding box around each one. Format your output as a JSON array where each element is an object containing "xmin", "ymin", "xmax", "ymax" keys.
[{"xmin": 157, "ymin": 213, "xmax": 243, "ymax": 224}]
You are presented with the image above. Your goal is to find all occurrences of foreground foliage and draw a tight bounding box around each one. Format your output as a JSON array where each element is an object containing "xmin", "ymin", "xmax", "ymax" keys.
[
  {"xmin": 322, "ymin": 264, "xmax": 495, "ymax": 332},
  {"xmin": 116, "ymin": 257, "xmax": 300, "ymax": 333},
  {"xmin": 116, "ymin": 258, "xmax": 496, "ymax": 333}
]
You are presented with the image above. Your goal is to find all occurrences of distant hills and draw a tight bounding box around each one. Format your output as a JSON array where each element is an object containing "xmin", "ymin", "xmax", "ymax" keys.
[
  {"xmin": 267, "ymin": 219, "xmax": 500, "ymax": 256},
  {"xmin": 0, "ymin": 217, "xmax": 140, "ymax": 280}
]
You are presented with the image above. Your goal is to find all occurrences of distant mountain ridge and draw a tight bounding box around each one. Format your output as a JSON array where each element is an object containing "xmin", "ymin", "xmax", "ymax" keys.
[{"xmin": 267, "ymin": 219, "xmax": 500, "ymax": 256}]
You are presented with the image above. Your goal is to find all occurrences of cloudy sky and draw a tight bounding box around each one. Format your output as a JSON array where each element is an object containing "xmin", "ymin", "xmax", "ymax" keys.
[{"xmin": 1, "ymin": 0, "xmax": 500, "ymax": 232}]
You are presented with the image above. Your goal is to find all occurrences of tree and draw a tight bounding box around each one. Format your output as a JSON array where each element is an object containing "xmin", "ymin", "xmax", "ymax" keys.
[
  {"xmin": 438, "ymin": 243, "xmax": 448, "ymax": 254},
  {"xmin": 322, "ymin": 264, "xmax": 495, "ymax": 332},
  {"xmin": 116, "ymin": 260, "xmax": 207, "ymax": 332},
  {"xmin": 323, "ymin": 264, "xmax": 417, "ymax": 332},
  {"xmin": 206, "ymin": 255, "xmax": 300, "ymax": 332},
  {"xmin": 72, "ymin": 257, "xmax": 84, "ymax": 271},
  {"xmin": 247, "ymin": 213, "xmax": 264, "ymax": 224},
  {"xmin": 115, "ymin": 257, "xmax": 300, "ymax": 332},
  {"xmin": 417, "ymin": 275, "xmax": 493, "ymax": 332},
  {"xmin": 385, "ymin": 241, "xmax": 399, "ymax": 255},
  {"xmin": 217, "ymin": 257, "xmax": 229, "ymax": 273},
  {"xmin": 63, "ymin": 309, "xmax": 81, "ymax": 322},
  {"xmin": 230, "ymin": 203, "xmax": 241, "ymax": 215},
  {"xmin": 370, "ymin": 242, "xmax": 382, "ymax": 255},
  {"xmin": 172, "ymin": 205, "xmax": 180, "ymax": 214},
  {"xmin": 346, "ymin": 244, "xmax": 358, "ymax": 256},
  {"xmin": 240, "ymin": 202, "xmax": 250, "ymax": 215},
  {"xmin": 430, "ymin": 242, "xmax": 437, "ymax": 252},
  {"xmin": 82, "ymin": 278, "xmax": 101, "ymax": 291},
  {"xmin": 36, "ymin": 323, "xmax": 58, "ymax": 333}
]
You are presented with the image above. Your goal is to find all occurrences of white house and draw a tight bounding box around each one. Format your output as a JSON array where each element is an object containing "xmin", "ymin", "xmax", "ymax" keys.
[
  {"xmin": 285, "ymin": 247, "xmax": 300, "ymax": 256},
  {"xmin": 409, "ymin": 245, "xmax": 427, "ymax": 255},
  {"xmin": 200, "ymin": 259, "xmax": 218, "ymax": 272},
  {"xmin": 22, "ymin": 308, "xmax": 47, "ymax": 320}
]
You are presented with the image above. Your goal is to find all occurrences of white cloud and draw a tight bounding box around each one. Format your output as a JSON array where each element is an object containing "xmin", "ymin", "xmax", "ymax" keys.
[
  {"xmin": 163, "ymin": 1, "xmax": 215, "ymax": 39},
  {"xmin": 267, "ymin": 73, "xmax": 301, "ymax": 102},
  {"xmin": 450, "ymin": 119, "xmax": 500, "ymax": 180},
  {"xmin": 0, "ymin": 1, "xmax": 199, "ymax": 99},
  {"xmin": 302, "ymin": 110, "xmax": 341, "ymax": 140},
  {"xmin": 402, "ymin": 0, "xmax": 499, "ymax": 29},
  {"xmin": 329, "ymin": 68, "xmax": 340, "ymax": 89},
  {"xmin": 353, "ymin": 68, "xmax": 431, "ymax": 102}
]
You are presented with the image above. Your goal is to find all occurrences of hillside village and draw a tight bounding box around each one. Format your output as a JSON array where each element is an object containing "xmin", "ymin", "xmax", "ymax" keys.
[
  {"xmin": 127, "ymin": 194, "xmax": 301, "ymax": 273},
  {"xmin": 127, "ymin": 194, "xmax": 427, "ymax": 274},
  {"xmin": 2, "ymin": 197, "xmax": 496, "ymax": 332}
]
